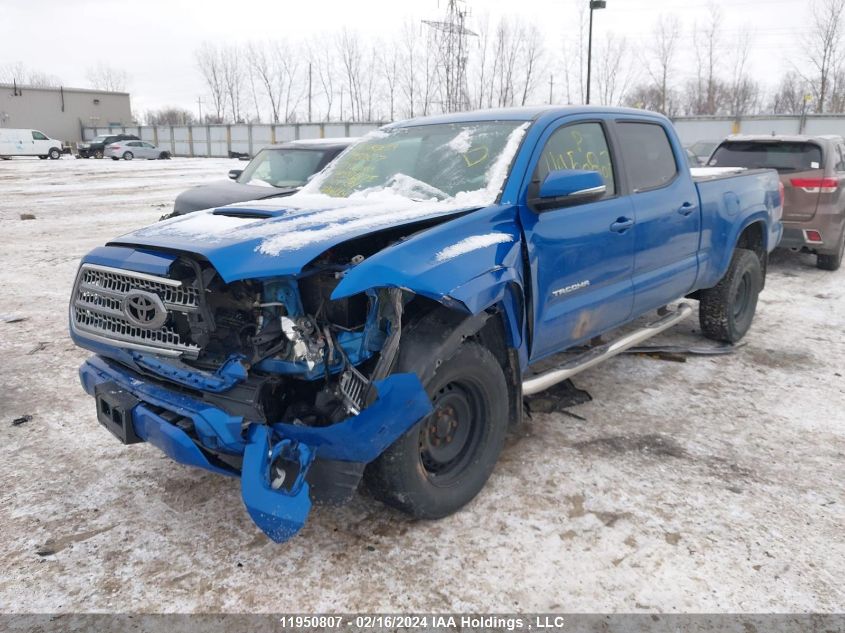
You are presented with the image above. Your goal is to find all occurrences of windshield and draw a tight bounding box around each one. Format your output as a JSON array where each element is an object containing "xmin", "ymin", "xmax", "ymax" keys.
[
  {"xmin": 238, "ymin": 148, "xmax": 328, "ymax": 188},
  {"xmin": 306, "ymin": 121, "xmax": 527, "ymax": 202},
  {"xmin": 709, "ymin": 141, "xmax": 823, "ymax": 173}
]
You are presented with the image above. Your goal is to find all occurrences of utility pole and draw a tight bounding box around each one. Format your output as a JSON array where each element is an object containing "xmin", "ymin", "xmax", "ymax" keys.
[
  {"xmin": 196, "ymin": 96, "xmax": 203, "ymax": 123},
  {"xmin": 586, "ymin": 0, "xmax": 606, "ymax": 105},
  {"xmin": 308, "ymin": 63, "xmax": 313, "ymax": 123},
  {"xmin": 549, "ymin": 74, "xmax": 554, "ymax": 105},
  {"xmin": 423, "ymin": 0, "xmax": 477, "ymax": 113}
]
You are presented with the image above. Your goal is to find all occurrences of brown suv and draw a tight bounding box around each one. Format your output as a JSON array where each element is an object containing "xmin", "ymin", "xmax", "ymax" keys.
[{"xmin": 708, "ymin": 134, "xmax": 845, "ymax": 270}]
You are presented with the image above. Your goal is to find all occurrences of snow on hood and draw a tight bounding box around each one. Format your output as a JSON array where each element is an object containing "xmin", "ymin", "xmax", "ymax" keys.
[{"xmin": 114, "ymin": 123, "xmax": 529, "ymax": 282}]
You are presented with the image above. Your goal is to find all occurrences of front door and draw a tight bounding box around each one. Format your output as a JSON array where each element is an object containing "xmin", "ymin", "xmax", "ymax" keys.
[{"xmin": 518, "ymin": 118, "xmax": 636, "ymax": 361}]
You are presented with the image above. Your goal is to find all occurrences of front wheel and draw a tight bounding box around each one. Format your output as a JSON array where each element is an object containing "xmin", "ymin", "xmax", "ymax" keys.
[
  {"xmin": 93, "ymin": 149, "xmax": 103, "ymax": 159},
  {"xmin": 364, "ymin": 341, "xmax": 508, "ymax": 519},
  {"xmin": 122, "ymin": 151, "xmax": 134, "ymax": 161},
  {"xmin": 159, "ymin": 151, "xmax": 171, "ymax": 160},
  {"xmin": 699, "ymin": 248, "xmax": 762, "ymax": 343},
  {"xmin": 48, "ymin": 148, "xmax": 61, "ymax": 160}
]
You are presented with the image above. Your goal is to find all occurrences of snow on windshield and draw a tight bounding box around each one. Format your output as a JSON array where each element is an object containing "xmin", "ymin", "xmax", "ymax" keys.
[
  {"xmin": 303, "ymin": 121, "xmax": 529, "ymax": 206},
  {"xmin": 132, "ymin": 122, "xmax": 530, "ymax": 257}
]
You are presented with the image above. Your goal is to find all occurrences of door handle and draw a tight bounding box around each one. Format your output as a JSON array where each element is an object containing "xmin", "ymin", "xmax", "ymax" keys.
[
  {"xmin": 678, "ymin": 202, "xmax": 697, "ymax": 216},
  {"xmin": 610, "ymin": 217, "xmax": 634, "ymax": 233}
]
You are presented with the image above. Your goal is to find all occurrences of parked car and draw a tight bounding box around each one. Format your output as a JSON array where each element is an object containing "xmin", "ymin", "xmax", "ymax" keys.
[
  {"xmin": 0, "ymin": 128, "xmax": 63, "ymax": 159},
  {"xmin": 77, "ymin": 133, "xmax": 140, "ymax": 159},
  {"xmin": 708, "ymin": 134, "xmax": 845, "ymax": 270},
  {"xmin": 105, "ymin": 140, "xmax": 171, "ymax": 161},
  {"xmin": 70, "ymin": 106, "xmax": 782, "ymax": 543},
  {"xmin": 169, "ymin": 138, "xmax": 354, "ymax": 217},
  {"xmin": 685, "ymin": 147, "xmax": 702, "ymax": 167},
  {"xmin": 688, "ymin": 139, "xmax": 720, "ymax": 165}
]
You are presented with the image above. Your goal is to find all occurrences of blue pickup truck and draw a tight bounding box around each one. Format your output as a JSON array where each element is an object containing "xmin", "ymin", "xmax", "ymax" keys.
[{"xmin": 70, "ymin": 106, "xmax": 783, "ymax": 542}]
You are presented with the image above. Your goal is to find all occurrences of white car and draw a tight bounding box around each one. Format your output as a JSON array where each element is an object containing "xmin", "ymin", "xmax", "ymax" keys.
[
  {"xmin": 105, "ymin": 140, "xmax": 171, "ymax": 161},
  {"xmin": 0, "ymin": 128, "xmax": 63, "ymax": 159}
]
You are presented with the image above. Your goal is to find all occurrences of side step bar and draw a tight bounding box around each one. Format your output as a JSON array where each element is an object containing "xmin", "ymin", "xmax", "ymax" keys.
[{"xmin": 522, "ymin": 302, "xmax": 694, "ymax": 396}]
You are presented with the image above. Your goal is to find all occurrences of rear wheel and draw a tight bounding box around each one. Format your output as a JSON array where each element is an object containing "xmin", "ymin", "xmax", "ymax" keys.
[
  {"xmin": 699, "ymin": 248, "xmax": 762, "ymax": 343},
  {"xmin": 93, "ymin": 149, "xmax": 103, "ymax": 159},
  {"xmin": 122, "ymin": 151, "xmax": 133, "ymax": 161},
  {"xmin": 38, "ymin": 155, "xmax": 47, "ymax": 160},
  {"xmin": 159, "ymin": 151, "xmax": 171, "ymax": 160},
  {"xmin": 817, "ymin": 232, "xmax": 845, "ymax": 271},
  {"xmin": 364, "ymin": 341, "xmax": 508, "ymax": 519},
  {"xmin": 48, "ymin": 148, "xmax": 61, "ymax": 160}
]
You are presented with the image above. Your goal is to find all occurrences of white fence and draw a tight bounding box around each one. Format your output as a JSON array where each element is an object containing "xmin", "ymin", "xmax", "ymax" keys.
[
  {"xmin": 672, "ymin": 115, "xmax": 845, "ymax": 144},
  {"xmin": 81, "ymin": 122, "xmax": 384, "ymax": 157},
  {"xmin": 83, "ymin": 114, "xmax": 845, "ymax": 157}
]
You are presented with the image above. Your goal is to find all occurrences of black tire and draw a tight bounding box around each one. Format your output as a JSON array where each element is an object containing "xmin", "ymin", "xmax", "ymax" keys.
[
  {"xmin": 48, "ymin": 148, "xmax": 61, "ymax": 160},
  {"xmin": 699, "ymin": 248, "xmax": 762, "ymax": 343},
  {"xmin": 159, "ymin": 151, "xmax": 170, "ymax": 160},
  {"xmin": 93, "ymin": 149, "xmax": 103, "ymax": 159},
  {"xmin": 111, "ymin": 157, "xmax": 119, "ymax": 161},
  {"xmin": 122, "ymin": 151, "xmax": 133, "ymax": 161},
  {"xmin": 38, "ymin": 155, "xmax": 47, "ymax": 160},
  {"xmin": 817, "ymin": 232, "xmax": 845, "ymax": 271},
  {"xmin": 364, "ymin": 341, "xmax": 509, "ymax": 519}
]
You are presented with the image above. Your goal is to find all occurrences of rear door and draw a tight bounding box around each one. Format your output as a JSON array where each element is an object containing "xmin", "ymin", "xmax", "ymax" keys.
[
  {"xmin": 709, "ymin": 140, "xmax": 825, "ymax": 222},
  {"xmin": 517, "ymin": 116, "xmax": 636, "ymax": 361},
  {"xmin": 614, "ymin": 120, "xmax": 701, "ymax": 315}
]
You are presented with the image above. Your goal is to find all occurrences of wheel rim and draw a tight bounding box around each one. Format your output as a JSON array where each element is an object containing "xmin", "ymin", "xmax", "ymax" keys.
[
  {"xmin": 733, "ymin": 272, "xmax": 751, "ymax": 320},
  {"xmin": 419, "ymin": 380, "xmax": 485, "ymax": 486}
]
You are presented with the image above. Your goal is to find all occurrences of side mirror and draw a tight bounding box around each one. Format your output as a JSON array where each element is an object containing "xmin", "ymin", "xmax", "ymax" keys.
[
  {"xmin": 531, "ymin": 169, "xmax": 606, "ymax": 210},
  {"xmin": 228, "ymin": 169, "xmax": 243, "ymax": 180}
]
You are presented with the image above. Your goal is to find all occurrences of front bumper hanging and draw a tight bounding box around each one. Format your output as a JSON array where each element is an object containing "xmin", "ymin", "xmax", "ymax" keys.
[{"xmin": 79, "ymin": 355, "xmax": 432, "ymax": 543}]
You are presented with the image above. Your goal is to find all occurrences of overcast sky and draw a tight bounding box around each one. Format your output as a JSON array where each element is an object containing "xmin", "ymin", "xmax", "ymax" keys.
[{"xmin": 1, "ymin": 0, "xmax": 812, "ymax": 115}]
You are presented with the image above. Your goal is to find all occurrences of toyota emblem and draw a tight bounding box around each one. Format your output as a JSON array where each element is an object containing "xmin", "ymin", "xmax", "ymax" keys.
[{"xmin": 122, "ymin": 290, "xmax": 167, "ymax": 329}]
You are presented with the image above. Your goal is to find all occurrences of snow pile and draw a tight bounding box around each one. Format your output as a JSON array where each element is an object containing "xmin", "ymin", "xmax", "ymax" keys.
[
  {"xmin": 447, "ymin": 128, "xmax": 474, "ymax": 154},
  {"xmin": 435, "ymin": 233, "xmax": 515, "ymax": 262}
]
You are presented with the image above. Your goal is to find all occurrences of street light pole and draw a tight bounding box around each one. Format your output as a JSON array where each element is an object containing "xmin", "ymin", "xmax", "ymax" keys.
[{"xmin": 586, "ymin": 0, "xmax": 606, "ymax": 105}]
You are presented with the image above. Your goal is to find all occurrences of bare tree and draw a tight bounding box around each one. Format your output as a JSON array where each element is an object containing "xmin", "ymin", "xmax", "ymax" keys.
[
  {"xmin": 337, "ymin": 29, "xmax": 366, "ymax": 121},
  {"xmin": 86, "ymin": 63, "xmax": 128, "ymax": 92},
  {"xmin": 307, "ymin": 36, "xmax": 337, "ymax": 121},
  {"xmin": 0, "ymin": 62, "xmax": 61, "ymax": 87},
  {"xmin": 195, "ymin": 43, "xmax": 227, "ymax": 122},
  {"xmin": 221, "ymin": 45, "xmax": 245, "ymax": 122},
  {"xmin": 726, "ymin": 30, "xmax": 760, "ymax": 117},
  {"xmin": 687, "ymin": 1, "xmax": 724, "ymax": 115},
  {"xmin": 145, "ymin": 107, "xmax": 195, "ymax": 125},
  {"xmin": 594, "ymin": 33, "xmax": 635, "ymax": 106},
  {"xmin": 644, "ymin": 15, "xmax": 681, "ymax": 115},
  {"xmin": 380, "ymin": 41, "xmax": 401, "ymax": 121},
  {"xmin": 800, "ymin": 0, "xmax": 845, "ymax": 113},
  {"xmin": 519, "ymin": 23, "xmax": 544, "ymax": 106},
  {"xmin": 771, "ymin": 71, "xmax": 811, "ymax": 114}
]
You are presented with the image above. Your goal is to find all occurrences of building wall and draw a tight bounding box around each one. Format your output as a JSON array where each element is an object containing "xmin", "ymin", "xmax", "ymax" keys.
[{"xmin": 0, "ymin": 84, "xmax": 132, "ymax": 142}]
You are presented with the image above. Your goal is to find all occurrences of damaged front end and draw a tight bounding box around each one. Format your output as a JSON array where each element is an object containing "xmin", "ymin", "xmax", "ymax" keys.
[{"xmin": 71, "ymin": 244, "xmax": 432, "ymax": 542}]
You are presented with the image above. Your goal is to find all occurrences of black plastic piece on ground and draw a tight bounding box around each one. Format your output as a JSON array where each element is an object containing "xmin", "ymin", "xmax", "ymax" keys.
[{"xmin": 524, "ymin": 379, "xmax": 592, "ymax": 414}]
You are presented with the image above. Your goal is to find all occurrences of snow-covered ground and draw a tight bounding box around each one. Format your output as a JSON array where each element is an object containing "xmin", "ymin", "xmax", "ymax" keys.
[{"xmin": 0, "ymin": 156, "xmax": 843, "ymax": 613}]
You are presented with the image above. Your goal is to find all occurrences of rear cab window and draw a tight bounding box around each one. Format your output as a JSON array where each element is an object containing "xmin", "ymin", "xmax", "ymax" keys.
[
  {"xmin": 709, "ymin": 141, "xmax": 823, "ymax": 173},
  {"xmin": 615, "ymin": 122, "xmax": 678, "ymax": 191}
]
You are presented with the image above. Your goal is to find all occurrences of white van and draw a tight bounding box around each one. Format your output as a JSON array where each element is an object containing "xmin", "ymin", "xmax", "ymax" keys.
[{"xmin": 0, "ymin": 128, "xmax": 64, "ymax": 159}]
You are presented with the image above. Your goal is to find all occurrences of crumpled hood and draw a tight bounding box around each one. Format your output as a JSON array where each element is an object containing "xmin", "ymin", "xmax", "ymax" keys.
[
  {"xmin": 173, "ymin": 180, "xmax": 297, "ymax": 214},
  {"xmin": 111, "ymin": 191, "xmax": 479, "ymax": 282}
]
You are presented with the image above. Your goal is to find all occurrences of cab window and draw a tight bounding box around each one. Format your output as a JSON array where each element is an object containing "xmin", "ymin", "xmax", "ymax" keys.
[
  {"xmin": 534, "ymin": 122, "xmax": 615, "ymax": 197},
  {"xmin": 32, "ymin": 131, "xmax": 48, "ymax": 140},
  {"xmin": 616, "ymin": 122, "xmax": 678, "ymax": 191}
]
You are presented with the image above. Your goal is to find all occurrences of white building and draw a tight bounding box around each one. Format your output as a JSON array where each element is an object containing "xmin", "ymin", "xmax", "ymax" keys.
[{"xmin": 0, "ymin": 83, "xmax": 133, "ymax": 142}]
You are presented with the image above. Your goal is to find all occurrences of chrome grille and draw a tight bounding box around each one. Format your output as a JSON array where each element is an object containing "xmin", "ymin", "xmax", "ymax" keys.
[{"xmin": 71, "ymin": 263, "xmax": 201, "ymax": 358}]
